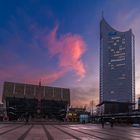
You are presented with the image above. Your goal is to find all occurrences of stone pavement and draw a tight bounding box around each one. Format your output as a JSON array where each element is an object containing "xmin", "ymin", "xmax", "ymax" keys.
[{"xmin": 0, "ymin": 123, "xmax": 140, "ymax": 140}]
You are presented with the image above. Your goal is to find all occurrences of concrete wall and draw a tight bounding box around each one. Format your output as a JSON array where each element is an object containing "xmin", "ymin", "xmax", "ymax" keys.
[{"xmin": 3, "ymin": 81, "xmax": 70, "ymax": 103}]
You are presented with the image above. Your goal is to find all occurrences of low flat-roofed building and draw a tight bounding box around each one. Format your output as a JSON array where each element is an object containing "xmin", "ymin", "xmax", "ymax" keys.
[
  {"xmin": 67, "ymin": 107, "xmax": 90, "ymax": 122},
  {"xmin": 2, "ymin": 81, "xmax": 70, "ymax": 121},
  {"xmin": 96, "ymin": 101, "xmax": 134, "ymax": 115}
]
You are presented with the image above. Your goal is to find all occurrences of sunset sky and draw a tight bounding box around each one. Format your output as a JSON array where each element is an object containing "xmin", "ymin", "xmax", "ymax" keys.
[{"xmin": 0, "ymin": 0, "xmax": 140, "ymax": 107}]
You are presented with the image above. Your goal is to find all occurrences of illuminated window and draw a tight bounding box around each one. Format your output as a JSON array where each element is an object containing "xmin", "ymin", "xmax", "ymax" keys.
[
  {"xmin": 114, "ymin": 42, "xmax": 117, "ymax": 46},
  {"xmin": 116, "ymin": 51, "xmax": 120, "ymax": 53},
  {"xmin": 114, "ymin": 53, "xmax": 125, "ymax": 57},
  {"xmin": 111, "ymin": 58, "xmax": 125, "ymax": 62},
  {"xmin": 119, "ymin": 47, "xmax": 125, "ymax": 51},
  {"xmin": 111, "ymin": 36, "xmax": 120, "ymax": 39},
  {"xmin": 110, "ymin": 91, "xmax": 114, "ymax": 94},
  {"xmin": 116, "ymin": 63, "xmax": 125, "ymax": 67},
  {"xmin": 111, "ymin": 67, "xmax": 114, "ymax": 69},
  {"xmin": 118, "ymin": 77, "xmax": 126, "ymax": 80},
  {"xmin": 108, "ymin": 62, "xmax": 111, "ymax": 65}
]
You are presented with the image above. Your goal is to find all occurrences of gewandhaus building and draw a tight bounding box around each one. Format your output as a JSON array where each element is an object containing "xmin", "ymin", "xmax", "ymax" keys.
[{"xmin": 2, "ymin": 81, "xmax": 70, "ymax": 121}]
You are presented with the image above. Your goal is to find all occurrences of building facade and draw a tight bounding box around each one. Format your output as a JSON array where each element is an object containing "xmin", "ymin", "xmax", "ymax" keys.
[
  {"xmin": 99, "ymin": 17, "xmax": 135, "ymax": 114},
  {"xmin": 138, "ymin": 97, "xmax": 140, "ymax": 110},
  {"xmin": 2, "ymin": 81, "xmax": 70, "ymax": 120}
]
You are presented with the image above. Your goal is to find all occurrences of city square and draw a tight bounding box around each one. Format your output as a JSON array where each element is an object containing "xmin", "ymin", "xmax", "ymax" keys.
[
  {"xmin": 0, "ymin": 123, "xmax": 140, "ymax": 140},
  {"xmin": 1, "ymin": 0, "xmax": 140, "ymax": 140}
]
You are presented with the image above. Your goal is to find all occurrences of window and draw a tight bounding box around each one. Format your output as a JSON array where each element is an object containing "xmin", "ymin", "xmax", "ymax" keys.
[
  {"xmin": 114, "ymin": 53, "xmax": 125, "ymax": 56},
  {"xmin": 110, "ymin": 90, "xmax": 114, "ymax": 94},
  {"xmin": 116, "ymin": 63, "xmax": 125, "ymax": 67},
  {"xmin": 110, "ymin": 58, "xmax": 125, "ymax": 62},
  {"xmin": 111, "ymin": 36, "xmax": 120, "ymax": 39},
  {"xmin": 114, "ymin": 42, "xmax": 117, "ymax": 46}
]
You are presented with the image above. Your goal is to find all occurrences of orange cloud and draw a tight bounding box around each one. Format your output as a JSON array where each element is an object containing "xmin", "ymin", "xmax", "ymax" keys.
[{"xmin": 45, "ymin": 26, "xmax": 86, "ymax": 80}]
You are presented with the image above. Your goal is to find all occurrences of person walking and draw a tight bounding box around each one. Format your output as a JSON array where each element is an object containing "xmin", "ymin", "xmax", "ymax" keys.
[
  {"xmin": 110, "ymin": 118, "xmax": 114, "ymax": 128},
  {"xmin": 101, "ymin": 117, "xmax": 105, "ymax": 128},
  {"xmin": 25, "ymin": 112, "xmax": 29, "ymax": 125}
]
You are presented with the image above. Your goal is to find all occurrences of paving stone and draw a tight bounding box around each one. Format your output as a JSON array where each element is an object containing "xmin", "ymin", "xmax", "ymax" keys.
[{"xmin": 0, "ymin": 123, "xmax": 139, "ymax": 140}]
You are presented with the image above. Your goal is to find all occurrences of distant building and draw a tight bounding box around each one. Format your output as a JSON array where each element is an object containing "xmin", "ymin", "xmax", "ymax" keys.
[
  {"xmin": 98, "ymin": 17, "xmax": 135, "ymax": 114},
  {"xmin": 67, "ymin": 107, "xmax": 89, "ymax": 122},
  {"xmin": 2, "ymin": 81, "xmax": 70, "ymax": 121}
]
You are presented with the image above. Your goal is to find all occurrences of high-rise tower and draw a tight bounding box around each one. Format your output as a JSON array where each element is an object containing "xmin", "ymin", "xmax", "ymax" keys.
[{"xmin": 99, "ymin": 17, "xmax": 135, "ymax": 114}]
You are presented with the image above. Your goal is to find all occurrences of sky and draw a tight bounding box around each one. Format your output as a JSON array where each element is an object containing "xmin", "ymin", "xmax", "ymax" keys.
[{"xmin": 0, "ymin": 0, "xmax": 140, "ymax": 108}]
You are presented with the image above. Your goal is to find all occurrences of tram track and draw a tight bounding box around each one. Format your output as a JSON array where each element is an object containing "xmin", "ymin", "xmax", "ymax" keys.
[
  {"xmin": 0, "ymin": 124, "xmax": 23, "ymax": 136},
  {"xmin": 0, "ymin": 124, "xmax": 13, "ymax": 130},
  {"xmin": 89, "ymin": 126, "xmax": 140, "ymax": 139},
  {"xmin": 53, "ymin": 125, "xmax": 82, "ymax": 140},
  {"xmin": 42, "ymin": 125, "xmax": 54, "ymax": 140},
  {"xmin": 17, "ymin": 125, "xmax": 34, "ymax": 140},
  {"xmin": 61, "ymin": 125, "xmax": 117, "ymax": 140}
]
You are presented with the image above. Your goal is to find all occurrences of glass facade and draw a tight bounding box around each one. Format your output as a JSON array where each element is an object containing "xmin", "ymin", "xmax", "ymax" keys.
[
  {"xmin": 100, "ymin": 18, "xmax": 135, "ymax": 105},
  {"xmin": 2, "ymin": 81, "xmax": 70, "ymax": 120}
]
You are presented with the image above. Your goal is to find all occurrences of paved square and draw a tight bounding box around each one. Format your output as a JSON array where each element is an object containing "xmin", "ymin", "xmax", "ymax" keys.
[{"xmin": 0, "ymin": 123, "xmax": 140, "ymax": 140}]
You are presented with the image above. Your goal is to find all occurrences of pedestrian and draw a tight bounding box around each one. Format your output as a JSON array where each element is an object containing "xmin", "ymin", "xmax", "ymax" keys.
[
  {"xmin": 110, "ymin": 118, "xmax": 114, "ymax": 128},
  {"xmin": 25, "ymin": 112, "xmax": 29, "ymax": 125},
  {"xmin": 101, "ymin": 117, "xmax": 104, "ymax": 128}
]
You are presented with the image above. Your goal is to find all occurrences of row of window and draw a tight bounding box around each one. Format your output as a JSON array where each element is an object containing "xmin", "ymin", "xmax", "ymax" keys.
[{"xmin": 110, "ymin": 58, "xmax": 125, "ymax": 62}]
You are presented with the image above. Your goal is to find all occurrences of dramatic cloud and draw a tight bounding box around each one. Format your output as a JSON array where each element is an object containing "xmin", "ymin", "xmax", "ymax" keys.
[
  {"xmin": 0, "ymin": 18, "xmax": 87, "ymax": 101},
  {"xmin": 0, "ymin": 23, "xmax": 87, "ymax": 84},
  {"xmin": 44, "ymin": 26, "xmax": 86, "ymax": 80}
]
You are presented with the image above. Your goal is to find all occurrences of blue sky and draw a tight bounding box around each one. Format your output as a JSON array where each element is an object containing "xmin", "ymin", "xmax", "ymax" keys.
[{"xmin": 0, "ymin": 0, "xmax": 140, "ymax": 107}]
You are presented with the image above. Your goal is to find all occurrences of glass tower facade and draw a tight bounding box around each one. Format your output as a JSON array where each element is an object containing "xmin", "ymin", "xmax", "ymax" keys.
[{"xmin": 100, "ymin": 18, "xmax": 135, "ymax": 105}]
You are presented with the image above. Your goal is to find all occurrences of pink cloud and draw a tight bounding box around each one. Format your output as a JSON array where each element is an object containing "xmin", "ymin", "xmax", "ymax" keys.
[
  {"xmin": 0, "ymin": 63, "xmax": 67, "ymax": 89},
  {"xmin": 0, "ymin": 64, "xmax": 27, "ymax": 80},
  {"xmin": 26, "ymin": 70, "xmax": 66, "ymax": 85},
  {"xmin": 0, "ymin": 12, "xmax": 88, "ymax": 104},
  {"xmin": 0, "ymin": 23, "xmax": 87, "ymax": 96},
  {"xmin": 43, "ymin": 26, "xmax": 86, "ymax": 80}
]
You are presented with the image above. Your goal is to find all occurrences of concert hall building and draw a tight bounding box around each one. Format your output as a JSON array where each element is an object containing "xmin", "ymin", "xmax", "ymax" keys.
[{"xmin": 2, "ymin": 81, "xmax": 70, "ymax": 120}]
